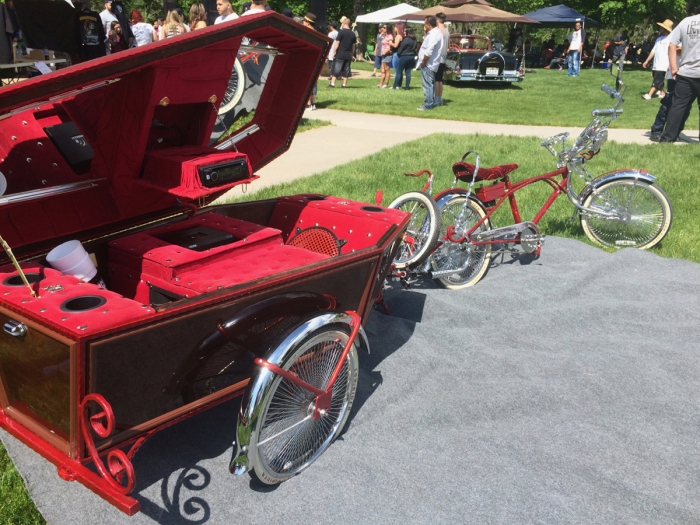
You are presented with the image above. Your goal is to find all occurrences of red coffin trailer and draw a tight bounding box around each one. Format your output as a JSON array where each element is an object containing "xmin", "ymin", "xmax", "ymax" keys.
[{"xmin": 0, "ymin": 13, "xmax": 408, "ymax": 515}]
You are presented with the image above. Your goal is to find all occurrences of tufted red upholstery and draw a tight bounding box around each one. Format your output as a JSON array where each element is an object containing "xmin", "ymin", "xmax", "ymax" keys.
[{"xmin": 452, "ymin": 162, "xmax": 519, "ymax": 182}]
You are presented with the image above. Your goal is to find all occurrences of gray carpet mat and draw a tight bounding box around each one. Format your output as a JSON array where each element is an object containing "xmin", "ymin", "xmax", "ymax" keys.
[{"xmin": 2, "ymin": 237, "xmax": 700, "ymax": 524}]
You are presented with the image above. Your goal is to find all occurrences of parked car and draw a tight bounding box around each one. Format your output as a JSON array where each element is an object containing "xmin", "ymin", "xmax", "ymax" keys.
[{"xmin": 444, "ymin": 35, "xmax": 523, "ymax": 84}]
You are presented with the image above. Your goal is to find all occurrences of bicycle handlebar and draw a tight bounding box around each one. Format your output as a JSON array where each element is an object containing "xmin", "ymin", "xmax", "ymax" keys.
[{"xmin": 591, "ymin": 108, "xmax": 623, "ymax": 117}]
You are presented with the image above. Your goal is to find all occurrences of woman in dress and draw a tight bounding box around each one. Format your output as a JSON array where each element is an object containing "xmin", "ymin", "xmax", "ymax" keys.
[
  {"xmin": 377, "ymin": 23, "xmax": 394, "ymax": 88},
  {"xmin": 189, "ymin": 3, "xmax": 208, "ymax": 31}
]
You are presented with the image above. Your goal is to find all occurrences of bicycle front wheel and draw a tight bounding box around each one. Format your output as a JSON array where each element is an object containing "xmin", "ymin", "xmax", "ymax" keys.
[
  {"xmin": 388, "ymin": 192, "xmax": 441, "ymax": 269},
  {"xmin": 431, "ymin": 196, "xmax": 492, "ymax": 289},
  {"xmin": 580, "ymin": 180, "xmax": 673, "ymax": 250},
  {"xmin": 249, "ymin": 325, "xmax": 358, "ymax": 485}
]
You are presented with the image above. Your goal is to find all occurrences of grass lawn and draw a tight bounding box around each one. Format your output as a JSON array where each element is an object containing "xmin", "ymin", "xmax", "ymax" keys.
[
  {"xmin": 0, "ymin": 441, "xmax": 44, "ymax": 525},
  {"xmin": 231, "ymin": 133, "xmax": 700, "ymax": 263},
  {"xmin": 332, "ymin": 66, "xmax": 699, "ymax": 130}
]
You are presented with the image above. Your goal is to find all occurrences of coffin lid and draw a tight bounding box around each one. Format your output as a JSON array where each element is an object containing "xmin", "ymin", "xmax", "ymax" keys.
[{"xmin": 0, "ymin": 13, "xmax": 328, "ymax": 255}]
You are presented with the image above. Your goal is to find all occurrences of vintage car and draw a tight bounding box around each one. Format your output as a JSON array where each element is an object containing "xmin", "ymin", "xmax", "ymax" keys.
[
  {"xmin": 0, "ymin": 13, "xmax": 408, "ymax": 515},
  {"xmin": 444, "ymin": 34, "xmax": 524, "ymax": 84}
]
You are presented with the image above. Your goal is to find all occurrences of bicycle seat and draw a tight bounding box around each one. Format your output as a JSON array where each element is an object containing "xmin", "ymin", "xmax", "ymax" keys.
[{"xmin": 452, "ymin": 162, "xmax": 519, "ymax": 182}]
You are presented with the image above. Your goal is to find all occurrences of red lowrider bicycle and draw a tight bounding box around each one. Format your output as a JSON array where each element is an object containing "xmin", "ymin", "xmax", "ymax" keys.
[{"xmin": 0, "ymin": 14, "xmax": 408, "ymax": 515}]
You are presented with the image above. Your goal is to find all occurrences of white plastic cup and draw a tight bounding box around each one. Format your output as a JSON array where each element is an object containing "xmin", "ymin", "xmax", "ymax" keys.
[
  {"xmin": 46, "ymin": 240, "xmax": 97, "ymax": 282},
  {"xmin": 0, "ymin": 172, "xmax": 7, "ymax": 196}
]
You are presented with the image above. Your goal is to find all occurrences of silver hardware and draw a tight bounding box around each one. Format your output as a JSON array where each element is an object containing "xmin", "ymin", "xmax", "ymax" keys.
[
  {"xmin": 3, "ymin": 320, "xmax": 27, "ymax": 338},
  {"xmin": 42, "ymin": 284, "xmax": 64, "ymax": 293},
  {"xmin": 0, "ymin": 179, "xmax": 107, "ymax": 206}
]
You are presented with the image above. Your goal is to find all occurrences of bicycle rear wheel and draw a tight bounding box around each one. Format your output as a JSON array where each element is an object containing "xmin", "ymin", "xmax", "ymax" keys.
[
  {"xmin": 388, "ymin": 192, "xmax": 441, "ymax": 269},
  {"xmin": 580, "ymin": 180, "xmax": 672, "ymax": 250},
  {"xmin": 431, "ymin": 195, "xmax": 492, "ymax": 289}
]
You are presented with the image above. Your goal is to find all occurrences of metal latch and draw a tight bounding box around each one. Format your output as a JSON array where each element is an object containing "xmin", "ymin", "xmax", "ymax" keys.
[{"xmin": 3, "ymin": 320, "xmax": 27, "ymax": 339}]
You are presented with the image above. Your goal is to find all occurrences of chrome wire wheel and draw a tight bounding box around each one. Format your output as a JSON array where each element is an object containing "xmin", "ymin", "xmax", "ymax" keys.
[
  {"xmin": 431, "ymin": 196, "xmax": 492, "ymax": 289},
  {"xmin": 388, "ymin": 192, "xmax": 441, "ymax": 269},
  {"xmin": 580, "ymin": 180, "xmax": 673, "ymax": 250},
  {"xmin": 250, "ymin": 326, "xmax": 358, "ymax": 484}
]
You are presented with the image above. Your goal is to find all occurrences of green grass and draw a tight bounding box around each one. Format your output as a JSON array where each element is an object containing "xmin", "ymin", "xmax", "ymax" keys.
[
  {"xmin": 320, "ymin": 67, "xmax": 698, "ymax": 130},
  {"xmin": 230, "ymin": 133, "xmax": 700, "ymax": 263},
  {"xmin": 0, "ymin": 441, "xmax": 45, "ymax": 525},
  {"xmin": 297, "ymin": 118, "xmax": 332, "ymax": 133}
]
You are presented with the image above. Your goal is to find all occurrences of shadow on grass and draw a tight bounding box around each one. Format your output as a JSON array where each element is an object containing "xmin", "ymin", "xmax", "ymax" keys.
[{"xmin": 446, "ymin": 82, "xmax": 523, "ymax": 91}]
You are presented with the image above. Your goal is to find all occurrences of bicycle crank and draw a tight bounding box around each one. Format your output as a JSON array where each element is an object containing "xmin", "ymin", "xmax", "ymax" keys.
[{"xmin": 475, "ymin": 221, "xmax": 544, "ymax": 254}]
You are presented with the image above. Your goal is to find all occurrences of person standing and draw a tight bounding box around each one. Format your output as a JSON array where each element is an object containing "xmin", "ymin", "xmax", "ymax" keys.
[
  {"xmin": 660, "ymin": 7, "xmax": 700, "ymax": 143},
  {"xmin": 390, "ymin": 22, "xmax": 404, "ymax": 73},
  {"xmin": 417, "ymin": 15, "xmax": 442, "ymax": 111},
  {"xmin": 214, "ymin": 0, "xmax": 239, "ymax": 24},
  {"xmin": 612, "ymin": 29, "xmax": 629, "ymax": 63},
  {"xmin": 393, "ymin": 27, "xmax": 417, "ymax": 90},
  {"xmin": 567, "ymin": 20, "xmax": 584, "ymax": 77},
  {"xmin": 188, "ymin": 3, "xmax": 207, "ymax": 31},
  {"xmin": 129, "ymin": 10, "xmax": 153, "ymax": 46},
  {"xmin": 327, "ymin": 20, "xmax": 338, "ymax": 75},
  {"xmin": 434, "ymin": 12, "xmax": 449, "ymax": 105},
  {"xmin": 240, "ymin": 0, "xmax": 267, "ymax": 16},
  {"xmin": 377, "ymin": 23, "xmax": 394, "ymax": 88},
  {"xmin": 100, "ymin": 1, "xmax": 117, "ymax": 36},
  {"xmin": 371, "ymin": 25, "xmax": 385, "ymax": 77},
  {"xmin": 329, "ymin": 17, "xmax": 355, "ymax": 88},
  {"xmin": 642, "ymin": 20, "xmax": 673, "ymax": 99},
  {"xmin": 303, "ymin": 12, "xmax": 319, "ymax": 110}
]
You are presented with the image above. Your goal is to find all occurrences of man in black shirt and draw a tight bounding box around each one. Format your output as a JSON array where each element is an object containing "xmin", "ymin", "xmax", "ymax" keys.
[
  {"xmin": 329, "ymin": 16, "xmax": 355, "ymax": 88},
  {"xmin": 75, "ymin": 0, "xmax": 106, "ymax": 63}
]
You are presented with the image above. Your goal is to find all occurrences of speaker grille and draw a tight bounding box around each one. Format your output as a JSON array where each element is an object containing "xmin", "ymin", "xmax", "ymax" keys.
[{"xmin": 288, "ymin": 227, "xmax": 340, "ymax": 257}]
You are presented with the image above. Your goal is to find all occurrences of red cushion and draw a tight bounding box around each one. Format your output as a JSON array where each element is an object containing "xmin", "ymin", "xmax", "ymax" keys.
[{"xmin": 452, "ymin": 162, "xmax": 518, "ymax": 182}]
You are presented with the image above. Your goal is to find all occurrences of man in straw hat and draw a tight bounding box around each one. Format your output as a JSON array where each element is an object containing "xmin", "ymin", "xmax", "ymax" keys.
[
  {"xmin": 642, "ymin": 19, "xmax": 674, "ymax": 100},
  {"xmin": 660, "ymin": 6, "xmax": 700, "ymax": 142}
]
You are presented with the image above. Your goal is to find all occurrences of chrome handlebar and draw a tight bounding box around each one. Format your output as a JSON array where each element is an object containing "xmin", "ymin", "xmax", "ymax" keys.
[{"xmin": 592, "ymin": 108, "xmax": 623, "ymax": 117}]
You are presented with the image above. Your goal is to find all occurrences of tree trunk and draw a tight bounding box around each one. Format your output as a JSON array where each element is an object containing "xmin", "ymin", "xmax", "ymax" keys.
[{"xmin": 353, "ymin": 0, "xmax": 367, "ymax": 56}]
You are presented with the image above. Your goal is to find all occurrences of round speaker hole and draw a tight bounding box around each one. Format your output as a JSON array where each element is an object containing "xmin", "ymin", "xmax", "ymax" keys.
[
  {"xmin": 361, "ymin": 206, "xmax": 384, "ymax": 213},
  {"xmin": 3, "ymin": 273, "xmax": 41, "ymax": 286},
  {"xmin": 60, "ymin": 295, "xmax": 107, "ymax": 313}
]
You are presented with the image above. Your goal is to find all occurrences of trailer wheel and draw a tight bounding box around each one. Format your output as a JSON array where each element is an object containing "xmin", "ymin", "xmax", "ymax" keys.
[{"xmin": 246, "ymin": 323, "xmax": 359, "ymax": 485}]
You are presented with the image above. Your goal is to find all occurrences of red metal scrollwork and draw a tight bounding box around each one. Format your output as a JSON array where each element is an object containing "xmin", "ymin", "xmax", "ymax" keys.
[{"xmin": 79, "ymin": 394, "xmax": 136, "ymax": 494}]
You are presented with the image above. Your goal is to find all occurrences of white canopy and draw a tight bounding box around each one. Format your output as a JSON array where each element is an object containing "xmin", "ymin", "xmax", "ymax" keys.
[{"xmin": 355, "ymin": 3, "xmax": 421, "ymax": 24}]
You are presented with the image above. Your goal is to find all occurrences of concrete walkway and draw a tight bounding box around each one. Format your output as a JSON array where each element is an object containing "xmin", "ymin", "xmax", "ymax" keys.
[{"xmin": 225, "ymin": 108, "xmax": 696, "ymax": 199}]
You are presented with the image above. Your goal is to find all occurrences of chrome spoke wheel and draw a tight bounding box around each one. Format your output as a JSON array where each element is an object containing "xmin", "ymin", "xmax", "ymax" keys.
[
  {"xmin": 389, "ymin": 192, "xmax": 441, "ymax": 269},
  {"xmin": 581, "ymin": 180, "xmax": 673, "ymax": 250},
  {"xmin": 431, "ymin": 196, "xmax": 491, "ymax": 289},
  {"xmin": 251, "ymin": 327, "xmax": 358, "ymax": 484}
]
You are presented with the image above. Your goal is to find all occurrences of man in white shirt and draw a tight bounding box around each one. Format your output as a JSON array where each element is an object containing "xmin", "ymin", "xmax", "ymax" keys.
[
  {"xmin": 567, "ymin": 20, "xmax": 584, "ymax": 77},
  {"xmin": 642, "ymin": 19, "xmax": 673, "ymax": 99},
  {"xmin": 240, "ymin": 0, "xmax": 266, "ymax": 16},
  {"xmin": 327, "ymin": 20, "xmax": 338, "ymax": 74},
  {"xmin": 417, "ymin": 16, "xmax": 443, "ymax": 111},
  {"xmin": 434, "ymin": 12, "xmax": 450, "ymax": 107},
  {"xmin": 660, "ymin": 6, "xmax": 700, "ymax": 142},
  {"xmin": 214, "ymin": 0, "xmax": 239, "ymax": 24},
  {"xmin": 99, "ymin": 1, "xmax": 118, "ymax": 36}
]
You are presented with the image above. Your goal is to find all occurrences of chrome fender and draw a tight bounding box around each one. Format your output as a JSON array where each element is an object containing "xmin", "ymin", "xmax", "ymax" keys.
[
  {"xmin": 230, "ymin": 312, "xmax": 361, "ymax": 476},
  {"xmin": 578, "ymin": 169, "xmax": 656, "ymax": 205},
  {"xmin": 434, "ymin": 188, "xmax": 485, "ymax": 212}
]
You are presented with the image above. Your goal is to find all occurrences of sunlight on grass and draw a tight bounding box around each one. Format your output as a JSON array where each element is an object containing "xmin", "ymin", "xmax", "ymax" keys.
[
  {"xmin": 229, "ymin": 133, "xmax": 700, "ymax": 263},
  {"xmin": 0, "ymin": 440, "xmax": 45, "ymax": 525},
  {"xmin": 322, "ymin": 68, "xmax": 698, "ymax": 130}
]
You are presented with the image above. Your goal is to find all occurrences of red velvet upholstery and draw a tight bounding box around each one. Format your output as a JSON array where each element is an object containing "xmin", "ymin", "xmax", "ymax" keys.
[
  {"xmin": 138, "ymin": 147, "xmax": 255, "ymax": 199},
  {"xmin": 0, "ymin": 263, "xmax": 153, "ymax": 339},
  {"xmin": 452, "ymin": 162, "xmax": 519, "ymax": 182},
  {"xmin": 0, "ymin": 13, "xmax": 329, "ymax": 252},
  {"xmin": 108, "ymin": 212, "xmax": 284, "ymax": 282},
  {"xmin": 268, "ymin": 195, "xmax": 406, "ymax": 253}
]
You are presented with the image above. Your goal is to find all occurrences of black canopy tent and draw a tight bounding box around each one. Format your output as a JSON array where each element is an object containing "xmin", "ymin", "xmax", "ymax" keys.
[{"xmin": 522, "ymin": 4, "xmax": 601, "ymax": 68}]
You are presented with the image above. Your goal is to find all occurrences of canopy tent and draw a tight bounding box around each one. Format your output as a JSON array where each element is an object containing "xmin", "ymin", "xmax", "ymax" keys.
[
  {"xmin": 401, "ymin": 4, "xmax": 538, "ymax": 24},
  {"xmin": 441, "ymin": 0, "xmax": 493, "ymax": 6},
  {"xmin": 523, "ymin": 4, "xmax": 601, "ymax": 68},
  {"xmin": 355, "ymin": 3, "xmax": 421, "ymax": 24},
  {"xmin": 521, "ymin": 4, "xmax": 600, "ymax": 27}
]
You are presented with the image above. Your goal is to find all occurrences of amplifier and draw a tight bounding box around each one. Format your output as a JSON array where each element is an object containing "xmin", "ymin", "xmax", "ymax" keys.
[{"xmin": 199, "ymin": 159, "xmax": 249, "ymax": 188}]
